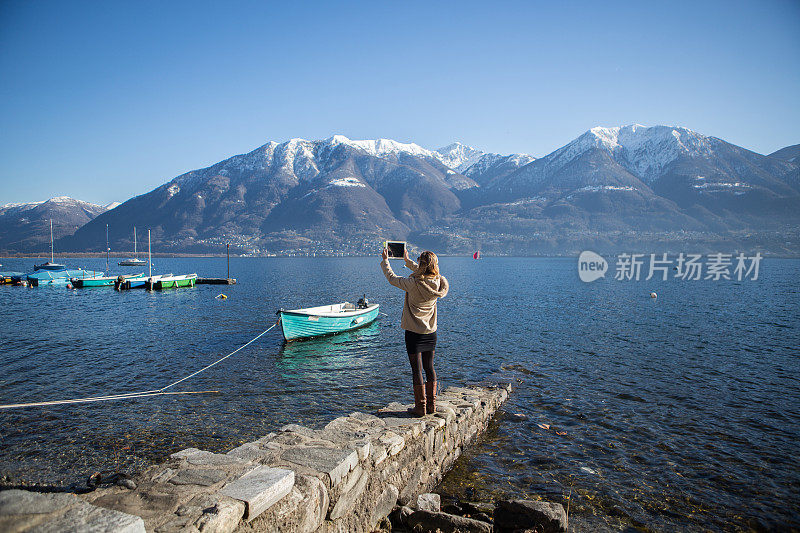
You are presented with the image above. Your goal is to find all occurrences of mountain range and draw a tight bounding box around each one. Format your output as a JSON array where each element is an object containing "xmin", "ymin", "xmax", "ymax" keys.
[
  {"xmin": 2, "ymin": 125, "xmax": 798, "ymax": 255},
  {"xmin": 0, "ymin": 197, "xmax": 116, "ymax": 253}
]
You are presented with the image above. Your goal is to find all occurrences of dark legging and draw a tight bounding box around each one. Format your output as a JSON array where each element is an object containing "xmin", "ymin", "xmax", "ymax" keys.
[{"xmin": 408, "ymin": 351, "xmax": 436, "ymax": 385}]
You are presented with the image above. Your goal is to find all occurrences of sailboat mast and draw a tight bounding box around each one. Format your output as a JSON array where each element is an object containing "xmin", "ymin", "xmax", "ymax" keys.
[
  {"xmin": 106, "ymin": 224, "xmax": 109, "ymax": 273},
  {"xmin": 148, "ymin": 229, "xmax": 152, "ymax": 278},
  {"xmin": 134, "ymin": 227, "xmax": 137, "ymax": 258},
  {"xmin": 50, "ymin": 220, "xmax": 54, "ymax": 262}
]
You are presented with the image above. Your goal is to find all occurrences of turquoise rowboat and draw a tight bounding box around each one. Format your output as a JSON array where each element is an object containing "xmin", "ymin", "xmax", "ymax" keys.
[
  {"xmin": 72, "ymin": 273, "xmax": 145, "ymax": 288},
  {"xmin": 278, "ymin": 301, "xmax": 380, "ymax": 341}
]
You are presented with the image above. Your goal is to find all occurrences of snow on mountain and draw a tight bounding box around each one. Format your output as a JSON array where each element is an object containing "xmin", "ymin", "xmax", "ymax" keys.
[
  {"xmin": 0, "ymin": 197, "xmax": 113, "ymax": 252},
  {"xmin": 0, "ymin": 196, "xmax": 109, "ymax": 215},
  {"xmin": 329, "ymin": 135, "xmax": 435, "ymax": 159},
  {"xmin": 433, "ymin": 142, "xmax": 536, "ymax": 186},
  {"xmin": 434, "ymin": 142, "xmax": 487, "ymax": 173},
  {"xmin": 546, "ymin": 124, "xmax": 718, "ymax": 185}
]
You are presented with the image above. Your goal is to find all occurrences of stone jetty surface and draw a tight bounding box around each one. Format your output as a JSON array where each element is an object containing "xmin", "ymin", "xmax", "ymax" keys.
[{"xmin": 0, "ymin": 383, "xmax": 510, "ymax": 532}]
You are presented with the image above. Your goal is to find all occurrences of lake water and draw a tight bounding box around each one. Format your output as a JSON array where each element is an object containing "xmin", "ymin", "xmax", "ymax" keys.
[{"xmin": 0, "ymin": 256, "xmax": 798, "ymax": 531}]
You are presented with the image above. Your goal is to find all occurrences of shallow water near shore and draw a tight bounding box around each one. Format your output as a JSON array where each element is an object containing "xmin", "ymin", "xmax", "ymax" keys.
[{"xmin": 1, "ymin": 256, "xmax": 798, "ymax": 531}]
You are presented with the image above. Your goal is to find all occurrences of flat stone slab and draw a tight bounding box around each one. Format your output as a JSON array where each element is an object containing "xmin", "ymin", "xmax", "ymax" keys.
[
  {"xmin": 37, "ymin": 501, "xmax": 145, "ymax": 533},
  {"xmin": 0, "ymin": 490, "xmax": 144, "ymax": 533},
  {"xmin": 280, "ymin": 446, "xmax": 358, "ymax": 487},
  {"xmin": 220, "ymin": 466, "xmax": 295, "ymax": 521},
  {"xmin": 0, "ymin": 489, "xmax": 79, "ymax": 516},
  {"xmin": 168, "ymin": 468, "xmax": 228, "ymax": 486}
]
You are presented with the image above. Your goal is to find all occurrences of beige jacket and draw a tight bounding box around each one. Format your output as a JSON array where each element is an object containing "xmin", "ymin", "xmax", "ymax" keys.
[{"xmin": 381, "ymin": 256, "xmax": 449, "ymax": 334}]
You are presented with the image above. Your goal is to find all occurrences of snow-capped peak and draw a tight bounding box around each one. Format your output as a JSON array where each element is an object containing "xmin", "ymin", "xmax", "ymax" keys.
[
  {"xmin": 328, "ymin": 134, "xmax": 435, "ymax": 159},
  {"xmin": 434, "ymin": 142, "xmax": 487, "ymax": 173},
  {"xmin": 552, "ymin": 124, "xmax": 718, "ymax": 184}
]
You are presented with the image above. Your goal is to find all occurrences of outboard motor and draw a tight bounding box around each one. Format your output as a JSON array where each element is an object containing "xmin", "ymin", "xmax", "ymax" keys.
[{"xmin": 357, "ymin": 294, "xmax": 369, "ymax": 309}]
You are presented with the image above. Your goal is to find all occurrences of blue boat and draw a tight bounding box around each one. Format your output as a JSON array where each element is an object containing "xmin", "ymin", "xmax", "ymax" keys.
[
  {"xmin": 1, "ymin": 271, "xmax": 25, "ymax": 285},
  {"xmin": 27, "ymin": 269, "xmax": 104, "ymax": 286},
  {"xmin": 278, "ymin": 301, "xmax": 380, "ymax": 341},
  {"xmin": 115, "ymin": 273, "xmax": 173, "ymax": 290}
]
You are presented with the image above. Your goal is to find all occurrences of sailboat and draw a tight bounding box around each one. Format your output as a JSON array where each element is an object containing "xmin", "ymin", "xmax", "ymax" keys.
[
  {"xmin": 118, "ymin": 227, "xmax": 147, "ymax": 266},
  {"xmin": 34, "ymin": 220, "xmax": 66, "ymax": 271},
  {"xmin": 116, "ymin": 229, "xmax": 171, "ymax": 289}
]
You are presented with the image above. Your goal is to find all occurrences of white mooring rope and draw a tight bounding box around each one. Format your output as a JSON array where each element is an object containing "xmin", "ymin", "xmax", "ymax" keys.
[{"xmin": 0, "ymin": 321, "xmax": 280, "ymax": 410}]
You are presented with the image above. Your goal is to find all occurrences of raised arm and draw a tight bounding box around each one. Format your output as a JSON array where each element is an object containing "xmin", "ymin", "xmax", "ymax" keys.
[
  {"xmin": 404, "ymin": 248, "xmax": 418, "ymax": 271},
  {"xmin": 381, "ymin": 248, "xmax": 416, "ymax": 292}
]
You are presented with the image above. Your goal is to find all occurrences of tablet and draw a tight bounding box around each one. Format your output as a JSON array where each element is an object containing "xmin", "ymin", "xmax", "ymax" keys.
[{"xmin": 384, "ymin": 241, "xmax": 406, "ymax": 259}]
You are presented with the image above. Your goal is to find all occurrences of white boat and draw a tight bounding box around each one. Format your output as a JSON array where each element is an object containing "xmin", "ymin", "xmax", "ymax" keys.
[
  {"xmin": 149, "ymin": 273, "xmax": 198, "ymax": 290},
  {"xmin": 34, "ymin": 220, "xmax": 66, "ymax": 271},
  {"xmin": 119, "ymin": 227, "xmax": 147, "ymax": 266}
]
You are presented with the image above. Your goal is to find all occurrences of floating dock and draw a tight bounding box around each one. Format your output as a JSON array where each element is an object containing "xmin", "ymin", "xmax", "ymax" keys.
[{"xmin": 196, "ymin": 278, "xmax": 237, "ymax": 285}]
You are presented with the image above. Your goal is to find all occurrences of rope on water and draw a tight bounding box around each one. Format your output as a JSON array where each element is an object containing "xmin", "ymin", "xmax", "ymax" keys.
[{"xmin": 0, "ymin": 321, "xmax": 280, "ymax": 410}]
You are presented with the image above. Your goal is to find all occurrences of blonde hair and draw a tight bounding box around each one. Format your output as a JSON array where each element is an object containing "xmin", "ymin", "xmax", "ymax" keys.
[{"xmin": 416, "ymin": 251, "xmax": 440, "ymax": 278}]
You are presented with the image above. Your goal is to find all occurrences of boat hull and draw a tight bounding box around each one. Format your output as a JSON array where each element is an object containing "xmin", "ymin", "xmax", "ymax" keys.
[
  {"xmin": 151, "ymin": 274, "xmax": 197, "ymax": 290},
  {"xmin": 279, "ymin": 304, "xmax": 379, "ymax": 341},
  {"xmin": 115, "ymin": 273, "xmax": 171, "ymax": 290},
  {"xmin": 73, "ymin": 277, "xmax": 115, "ymax": 288},
  {"xmin": 118, "ymin": 259, "xmax": 147, "ymax": 266},
  {"xmin": 1, "ymin": 272, "xmax": 24, "ymax": 285},
  {"xmin": 27, "ymin": 269, "xmax": 103, "ymax": 286}
]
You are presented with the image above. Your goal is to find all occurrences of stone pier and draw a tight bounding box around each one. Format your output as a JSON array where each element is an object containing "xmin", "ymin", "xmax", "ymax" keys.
[{"xmin": 0, "ymin": 383, "xmax": 510, "ymax": 532}]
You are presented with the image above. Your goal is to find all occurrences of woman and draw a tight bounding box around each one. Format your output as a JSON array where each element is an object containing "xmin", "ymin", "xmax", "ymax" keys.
[{"xmin": 380, "ymin": 246, "xmax": 449, "ymax": 416}]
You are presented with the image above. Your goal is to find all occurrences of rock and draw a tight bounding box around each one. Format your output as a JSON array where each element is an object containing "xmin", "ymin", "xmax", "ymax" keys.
[
  {"xmin": 0, "ymin": 490, "xmax": 78, "ymax": 515},
  {"xmin": 35, "ymin": 498, "xmax": 145, "ymax": 533},
  {"xmin": 192, "ymin": 497, "xmax": 245, "ymax": 532},
  {"xmin": 389, "ymin": 505, "xmax": 414, "ymax": 529},
  {"xmin": 398, "ymin": 464, "xmax": 423, "ymax": 506},
  {"xmin": 406, "ymin": 510, "xmax": 492, "ymax": 533},
  {"xmin": 462, "ymin": 501, "xmax": 496, "ymax": 515},
  {"xmin": 441, "ymin": 503, "xmax": 463, "ymax": 515},
  {"xmin": 184, "ymin": 451, "xmax": 245, "ymax": 467},
  {"xmin": 376, "ymin": 516, "xmax": 392, "ymax": 531},
  {"xmin": 371, "ymin": 443, "xmax": 388, "ymax": 466},
  {"xmin": 494, "ymin": 499, "xmax": 567, "ymax": 533},
  {"xmin": 280, "ymin": 446, "xmax": 358, "ymax": 488},
  {"xmin": 416, "ymin": 493, "xmax": 441, "ymax": 512},
  {"xmin": 329, "ymin": 466, "xmax": 369, "ymax": 520},
  {"xmin": 473, "ymin": 512, "xmax": 492, "ymax": 523},
  {"xmin": 369, "ymin": 484, "xmax": 399, "ymax": 525},
  {"xmin": 219, "ymin": 466, "xmax": 295, "ymax": 521},
  {"xmin": 116, "ymin": 477, "xmax": 137, "ymax": 490},
  {"xmin": 169, "ymin": 468, "xmax": 228, "ymax": 487},
  {"xmin": 170, "ymin": 447, "xmax": 204, "ymax": 460},
  {"xmin": 150, "ymin": 467, "xmax": 176, "ymax": 483},
  {"xmin": 378, "ymin": 432, "xmax": 405, "ymax": 456}
]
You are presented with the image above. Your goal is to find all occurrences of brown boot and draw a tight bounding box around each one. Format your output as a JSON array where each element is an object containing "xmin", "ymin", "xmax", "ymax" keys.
[
  {"xmin": 425, "ymin": 381, "xmax": 437, "ymax": 414},
  {"xmin": 408, "ymin": 384, "xmax": 426, "ymax": 417}
]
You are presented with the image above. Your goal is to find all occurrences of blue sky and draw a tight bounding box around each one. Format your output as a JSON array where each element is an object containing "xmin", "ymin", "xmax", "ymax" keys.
[{"xmin": 1, "ymin": 0, "xmax": 798, "ymax": 205}]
